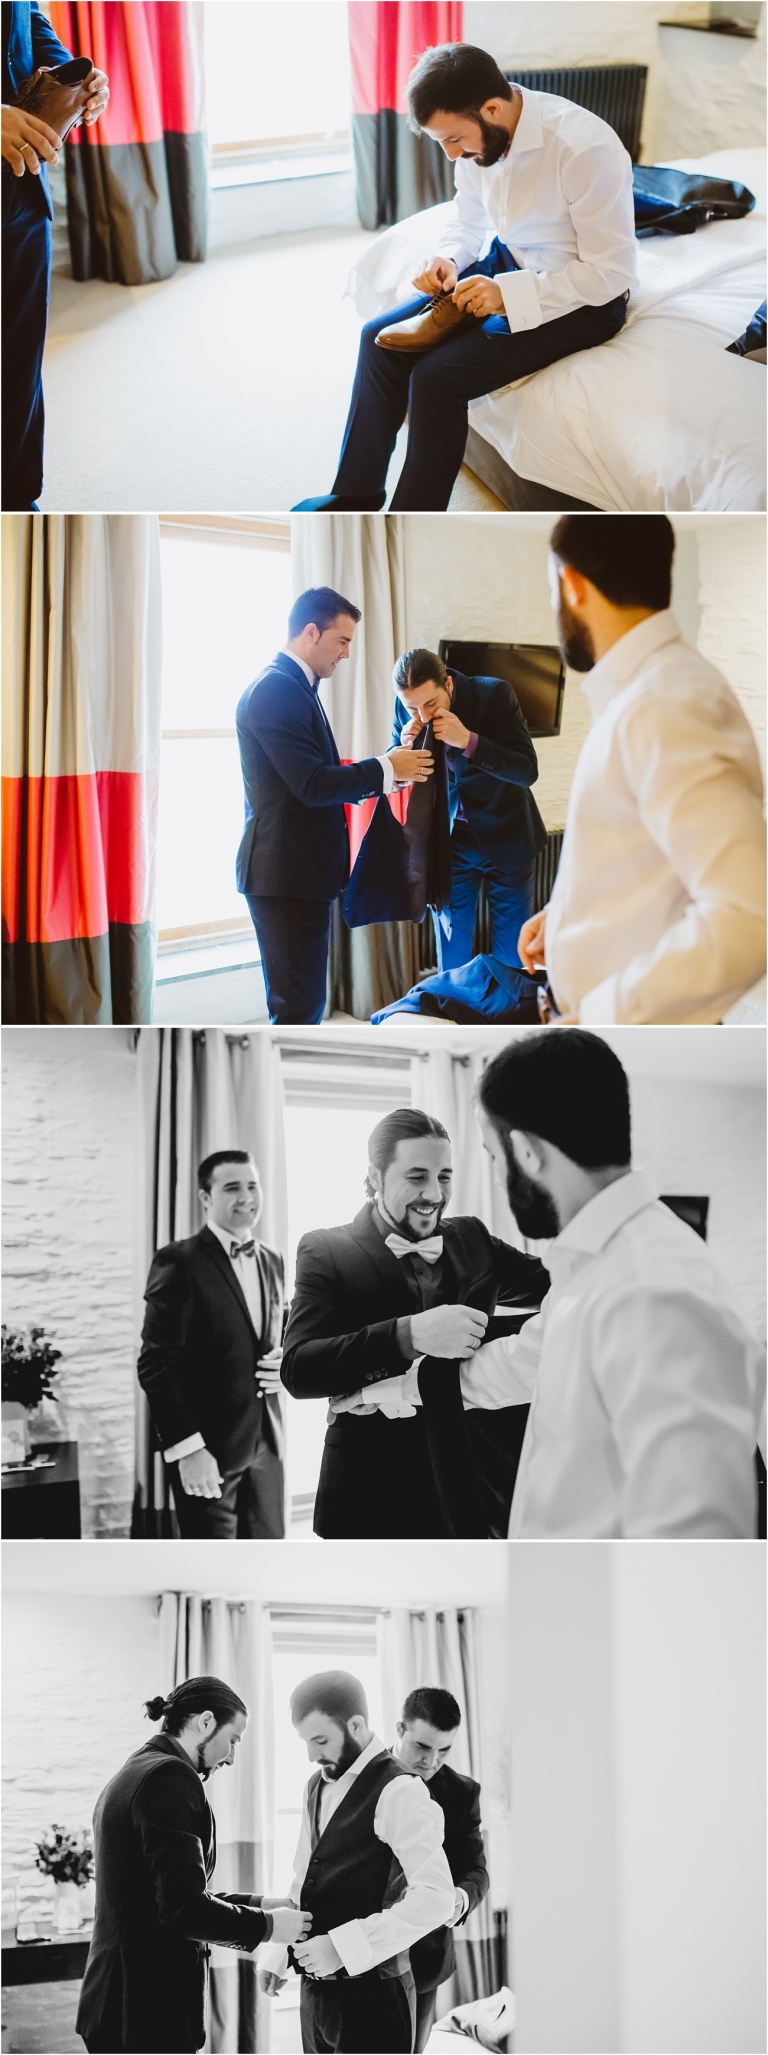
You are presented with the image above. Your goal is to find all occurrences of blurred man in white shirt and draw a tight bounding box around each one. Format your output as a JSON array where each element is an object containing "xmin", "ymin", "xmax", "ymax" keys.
[
  {"xmin": 518, "ymin": 514, "xmax": 766, "ymax": 1023},
  {"xmin": 463, "ymin": 1031, "xmax": 764, "ymax": 1539}
]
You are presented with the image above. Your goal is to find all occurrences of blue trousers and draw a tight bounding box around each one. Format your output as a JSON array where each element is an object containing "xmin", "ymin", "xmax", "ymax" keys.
[
  {"xmin": 246, "ymin": 893, "xmax": 331, "ymax": 1024},
  {"xmin": 435, "ymin": 825, "xmax": 535, "ymax": 972},
  {"xmin": 2, "ymin": 173, "xmax": 51, "ymax": 509},
  {"xmin": 334, "ymin": 244, "xmax": 628, "ymax": 512}
]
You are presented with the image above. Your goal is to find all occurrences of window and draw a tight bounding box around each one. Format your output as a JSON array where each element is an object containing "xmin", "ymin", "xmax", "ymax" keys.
[
  {"xmin": 203, "ymin": 1, "xmax": 352, "ymax": 163},
  {"xmin": 157, "ymin": 519, "xmax": 292, "ymax": 947},
  {"xmin": 270, "ymin": 1613, "xmax": 384, "ymax": 1894},
  {"xmin": 280, "ymin": 1044, "xmax": 414, "ymax": 1514}
]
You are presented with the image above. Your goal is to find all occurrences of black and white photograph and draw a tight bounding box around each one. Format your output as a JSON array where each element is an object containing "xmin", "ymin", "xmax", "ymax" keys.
[
  {"xmin": 1, "ymin": 1021, "xmax": 765, "ymax": 1544},
  {"xmin": 2, "ymin": 1537, "xmax": 765, "ymax": 2055}
]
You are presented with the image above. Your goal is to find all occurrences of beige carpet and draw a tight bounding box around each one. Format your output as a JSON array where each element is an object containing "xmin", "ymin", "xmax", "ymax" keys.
[{"xmin": 41, "ymin": 227, "xmax": 502, "ymax": 513}]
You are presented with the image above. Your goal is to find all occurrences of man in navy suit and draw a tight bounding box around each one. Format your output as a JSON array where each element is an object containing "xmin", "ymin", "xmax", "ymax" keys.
[
  {"xmin": 392, "ymin": 1687, "xmax": 490, "ymax": 2052},
  {"xmin": 1, "ymin": 3, "xmax": 109, "ymax": 507},
  {"xmin": 390, "ymin": 647, "xmax": 547, "ymax": 970},
  {"xmin": 236, "ymin": 587, "xmax": 432, "ymax": 1024}
]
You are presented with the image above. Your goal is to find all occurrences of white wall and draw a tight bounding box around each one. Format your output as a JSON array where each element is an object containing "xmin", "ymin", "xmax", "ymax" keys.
[
  {"xmin": 465, "ymin": 1, "xmax": 766, "ymax": 159},
  {"xmin": 1, "ymin": 1027, "xmax": 137, "ymax": 1537},
  {"xmin": 630, "ymin": 1073, "xmax": 766, "ymax": 1337},
  {"xmin": 508, "ymin": 1542, "xmax": 767, "ymax": 2053},
  {"xmin": 404, "ymin": 514, "xmax": 766, "ymax": 832}
]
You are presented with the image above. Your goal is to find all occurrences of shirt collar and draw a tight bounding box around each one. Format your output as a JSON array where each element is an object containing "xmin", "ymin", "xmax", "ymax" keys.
[
  {"xmin": 581, "ymin": 610, "xmax": 682, "ymax": 720},
  {"xmin": 206, "ymin": 1215, "xmax": 257, "ymax": 1259},
  {"xmin": 282, "ymin": 648, "xmax": 316, "ymax": 689},
  {"xmin": 508, "ymin": 85, "xmax": 543, "ymax": 157},
  {"xmin": 549, "ymin": 1168, "xmax": 656, "ymax": 1271}
]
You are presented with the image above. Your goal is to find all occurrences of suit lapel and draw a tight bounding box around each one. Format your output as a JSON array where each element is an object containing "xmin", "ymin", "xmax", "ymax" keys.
[
  {"xmin": 198, "ymin": 1226, "xmax": 255, "ymax": 1336},
  {"xmin": 348, "ymin": 1204, "xmax": 420, "ymax": 1308},
  {"xmin": 275, "ymin": 652, "xmax": 341, "ymax": 768}
]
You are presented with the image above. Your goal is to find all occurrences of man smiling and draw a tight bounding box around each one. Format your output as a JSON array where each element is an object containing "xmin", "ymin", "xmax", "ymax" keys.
[{"xmin": 294, "ymin": 43, "xmax": 635, "ymax": 512}]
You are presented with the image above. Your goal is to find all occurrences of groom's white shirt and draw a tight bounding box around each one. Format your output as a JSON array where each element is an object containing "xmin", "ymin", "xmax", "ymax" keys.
[
  {"xmin": 261, "ymin": 1734, "xmax": 454, "ymax": 1980},
  {"xmin": 459, "ymin": 1169, "xmax": 765, "ymax": 1539}
]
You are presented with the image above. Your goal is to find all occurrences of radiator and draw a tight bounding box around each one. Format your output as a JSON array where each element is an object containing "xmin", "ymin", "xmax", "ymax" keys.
[
  {"xmin": 416, "ymin": 830, "xmax": 565, "ymax": 971},
  {"xmin": 505, "ymin": 65, "xmax": 648, "ymax": 162}
]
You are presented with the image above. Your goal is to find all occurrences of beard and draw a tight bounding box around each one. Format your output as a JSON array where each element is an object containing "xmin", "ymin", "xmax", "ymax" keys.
[
  {"xmin": 556, "ymin": 588, "xmax": 596, "ymax": 674},
  {"xmin": 381, "ymin": 1194, "xmax": 448, "ymax": 1243},
  {"xmin": 461, "ymin": 113, "xmax": 510, "ymax": 167},
  {"xmin": 321, "ymin": 1730, "xmax": 364, "ymax": 1781},
  {"xmin": 499, "ymin": 1133, "xmax": 560, "ymax": 1240}
]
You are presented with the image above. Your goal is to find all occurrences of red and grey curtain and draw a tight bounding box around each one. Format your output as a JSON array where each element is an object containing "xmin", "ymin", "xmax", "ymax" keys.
[
  {"xmin": 1, "ymin": 515, "xmax": 162, "ymax": 1025},
  {"xmin": 49, "ymin": 0, "xmax": 208, "ymax": 284},
  {"xmin": 349, "ymin": 0, "xmax": 463, "ymax": 229}
]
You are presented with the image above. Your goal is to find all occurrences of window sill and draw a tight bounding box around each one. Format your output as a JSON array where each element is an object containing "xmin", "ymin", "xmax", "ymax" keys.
[
  {"xmin": 210, "ymin": 150, "xmax": 353, "ymax": 192},
  {"xmin": 155, "ymin": 936, "xmax": 260, "ymax": 983}
]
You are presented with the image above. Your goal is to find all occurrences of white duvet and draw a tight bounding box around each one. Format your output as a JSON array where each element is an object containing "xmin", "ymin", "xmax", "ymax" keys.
[{"xmin": 347, "ymin": 149, "xmax": 766, "ymax": 511}]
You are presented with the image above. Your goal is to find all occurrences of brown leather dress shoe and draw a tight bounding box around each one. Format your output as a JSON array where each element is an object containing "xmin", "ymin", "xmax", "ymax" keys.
[
  {"xmin": 376, "ymin": 293, "xmax": 477, "ymax": 354},
  {"xmin": 14, "ymin": 58, "xmax": 95, "ymax": 144}
]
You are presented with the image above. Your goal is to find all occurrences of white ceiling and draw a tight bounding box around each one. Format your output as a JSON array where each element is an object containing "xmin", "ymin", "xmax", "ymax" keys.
[{"xmin": 1, "ymin": 1540, "xmax": 507, "ymax": 1610}]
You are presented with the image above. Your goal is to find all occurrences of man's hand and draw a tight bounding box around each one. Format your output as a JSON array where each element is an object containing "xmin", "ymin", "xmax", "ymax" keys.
[
  {"xmin": 294, "ymin": 1933, "xmax": 343, "ymax": 1978},
  {"xmin": 82, "ymin": 69, "xmax": 109, "ymax": 125},
  {"xmin": 178, "ymin": 1447, "xmax": 222, "ymax": 1499},
  {"xmin": 410, "ymin": 1304, "xmax": 489, "ymax": 1358},
  {"xmin": 256, "ymin": 1349, "xmax": 283, "ymax": 1395},
  {"xmin": 453, "ymin": 275, "xmax": 505, "ymax": 319},
  {"xmin": 388, "ymin": 745, "xmax": 434, "ymax": 784},
  {"xmin": 398, "ymin": 712, "xmax": 425, "ymax": 749},
  {"xmin": 412, "ymin": 255, "xmax": 459, "ymax": 296},
  {"xmin": 1, "ymin": 103, "xmax": 61, "ymax": 175},
  {"xmin": 431, "ymin": 708, "xmax": 471, "ymax": 750},
  {"xmin": 518, "ymin": 907, "xmax": 548, "ymax": 974},
  {"xmin": 270, "ymin": 1907, "xmax": 313, "ymax": 1946},
  {"xmin": 260, "ymin": 1970, "xmax": 287, "ymax": 1997}
]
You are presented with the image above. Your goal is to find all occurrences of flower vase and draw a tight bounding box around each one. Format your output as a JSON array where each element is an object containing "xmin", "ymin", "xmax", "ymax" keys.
[{"xmin": 52, "ymin": 1880, "xmax": 86, "ymax": 1933}]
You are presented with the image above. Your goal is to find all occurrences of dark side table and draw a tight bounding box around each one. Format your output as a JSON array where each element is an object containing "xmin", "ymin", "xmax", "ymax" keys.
[
  {"xmin": 2, "ymin": 1922, "xmax": 93, "ymax": 1984},
  {"xmin": 1, "ymin": 1443, "xmax": 81, "ymax": 1537}
]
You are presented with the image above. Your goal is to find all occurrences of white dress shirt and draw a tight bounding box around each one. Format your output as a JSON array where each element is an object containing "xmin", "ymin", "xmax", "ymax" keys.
[
  {"xmin": 282, "ymin": 649, "xmax": 394, "ymax": 794},
  {"xmin": 163, "ymin": 1216, "xmax": 266, "ymax": 1464},
  {"xmin": 458, "ymin": 1170, "xmax": 765, "ymax": 1540},
  {"xmin": 544, "ymin": 610, "xmax": 767, "ymax": 1024},
  {"xmin": 261, "ymin": 1735, "xmax": 455, "ymax": 1980},
  {"xmin": 434, "ymin": 86, "xmax": 637, "ymax": 333}
]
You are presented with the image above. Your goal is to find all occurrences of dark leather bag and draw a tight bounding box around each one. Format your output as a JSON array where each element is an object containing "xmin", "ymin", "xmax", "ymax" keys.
[
  {"xmin": 633, "ymin": 165, "xmax": 755, "ymax": 237},
  {"xmin": 14, "ymin": 57, "xmax": 94, "ymax": 143}
]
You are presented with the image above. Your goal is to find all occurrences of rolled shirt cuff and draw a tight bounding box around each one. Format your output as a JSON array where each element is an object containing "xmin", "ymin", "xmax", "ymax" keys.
[
  {"xmin": 578, "ymin": 974, "xmax": 619, "ymax": 1024},
  {"xmin": 377, "ymin": 753, "xmax": 395, "ymax": 795},
  {"xmin": 164, "ymin": 1432, "xmax": 206, "ymax": 1463},
  {"xmin": 494, "ymin": 268, "xmax": 543, "ymax": 333},
  {"xmin": 448, "ymin": 1888, "xmax": 470, "ymax": 1926},
  {"xmin": 328, "ymin": 1917, "xmax": 375, "ymax": 1978},
  {"xmin": 462, "ymin": 731, "xmax": 479, "ymax": 760}
]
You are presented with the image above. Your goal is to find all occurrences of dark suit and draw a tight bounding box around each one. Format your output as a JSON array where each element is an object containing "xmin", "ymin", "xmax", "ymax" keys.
[
  {"xmin": 137, "ymin": 1224, "xmax": 286, "ymax": 1539},
  {"xmin": 405, "ymin": 1763, "xmax": 489, "ymax": 2052},
  {"xmin": 281, "ymin": 1202, "xmax": 548, "ymax": 1538},
  {"xmin": 235, "ymin": 652, "xmax": 385, "ymax": 1023},
  {"xmin": 391, "ymin": 671, "xmax": 547, "ymax": 972},
  {"xmin": 2, "ymin": 2, "xmax": 72, "ymax": 507},
  {"xmin": 76, "ymin": 1734, "xmax": 270, "ymax": 2054}
]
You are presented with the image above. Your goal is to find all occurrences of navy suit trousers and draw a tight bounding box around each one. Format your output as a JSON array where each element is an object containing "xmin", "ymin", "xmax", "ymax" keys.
[
  {"xmin": 436, "ymin": 822, "xmax": 535, "ymax": 972},
  {"xmin": 2, "ymin": 173, "xmax": 51, "ymax": 507},
  {"xmin": 246, "ymin": 894, "xmax": 332, "ymax": 1025},
  {"xmin": 333, "ymin": 248, "xmax": 628, "ymax": 511}
]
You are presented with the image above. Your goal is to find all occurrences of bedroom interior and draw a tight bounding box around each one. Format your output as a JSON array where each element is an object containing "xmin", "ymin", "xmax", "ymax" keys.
[{"xmin": 36, "ymin": 0, "xmax": 766, "ymax": 513}]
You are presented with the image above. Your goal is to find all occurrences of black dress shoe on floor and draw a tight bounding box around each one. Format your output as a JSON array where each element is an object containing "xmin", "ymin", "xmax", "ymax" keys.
[{"xmin": 291, "ymin": 492, "xmax": 387, "ymax": 512}]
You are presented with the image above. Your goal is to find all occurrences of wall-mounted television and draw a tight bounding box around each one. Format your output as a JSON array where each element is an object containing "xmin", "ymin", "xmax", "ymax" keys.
[
  {"xmin": 437, "ymin": 640, "xmax": 565, "ymax": 738},
  {"xmin": 659, "ymin": 1195, "xmax": 709, "ymax": 1242}
]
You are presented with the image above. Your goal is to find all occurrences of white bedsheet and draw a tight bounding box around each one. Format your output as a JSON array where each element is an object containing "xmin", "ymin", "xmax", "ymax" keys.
[{"xmin": 346, "ymin": 149, "xmax": 766, "ymax": 511}]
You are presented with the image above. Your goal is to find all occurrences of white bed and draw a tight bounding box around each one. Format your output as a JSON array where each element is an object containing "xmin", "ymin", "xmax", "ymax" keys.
[{"xmin": 347, "ymin": 148, "xmax": 766, "ymax": 512}]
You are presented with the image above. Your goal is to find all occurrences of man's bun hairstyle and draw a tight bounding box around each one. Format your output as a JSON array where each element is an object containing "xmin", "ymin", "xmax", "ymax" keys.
[{"xmin": 143, "ymin": 1676, "xmax": 248, "ymax": 1737}]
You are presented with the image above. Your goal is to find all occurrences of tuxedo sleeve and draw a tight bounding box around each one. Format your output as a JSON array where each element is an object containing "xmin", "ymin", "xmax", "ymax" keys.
[
  {"xmin": 490, "ymin": 1238, "xmax": 550, "ymax": 1309},
  {"xmin": 453, "ymin": 1787, "xmax": 490, "ymax": 1918},
  {"xmin": 137, "ymin": 1249, "xmax": 204, "ymax": 1451},
  {"xmin": 133, "ymin": 1767, "xmax": 271, "ymax": 1950},
  {"xmin": 244, "ymin": 687, "xmax": 384, "ymax": 808},
  {"xmin": 281, "ymin": 1236, "xmax": 411, "ymax": 1399},
  {"xmin": 30, "ymin": 2, "xmax": 73, "ymax": 66},
  {"xmin": 469, "ymin": 689, "xmax": 540, "ymax": 787}
]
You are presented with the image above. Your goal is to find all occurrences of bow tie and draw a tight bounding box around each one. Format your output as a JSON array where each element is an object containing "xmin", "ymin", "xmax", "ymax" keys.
[
  {"xmin": 385, "ymin": 1233, "xmax": 443, "ymax": 1266},
  {"xmin": 229, "ymin": 1238, "xmax": 256, "ymax": 1260}
]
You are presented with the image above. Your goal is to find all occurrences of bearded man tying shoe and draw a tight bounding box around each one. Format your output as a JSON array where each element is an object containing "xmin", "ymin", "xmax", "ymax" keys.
[{"xmin": 293, "ymin": 43, "xmax": 635, "ymax": 514}]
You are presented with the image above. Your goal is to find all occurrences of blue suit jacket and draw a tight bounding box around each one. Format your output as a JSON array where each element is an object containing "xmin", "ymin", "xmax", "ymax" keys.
[
  {"xmin": 391, "ymin": 669, "xmax": 547, "ymax": 881},
  {"xmin": 2, "ymin": 2, "xmax": 72, "ymax": 219},
  {"xmin": 236, "ymin": 651, "xmax": 385, "ymax": 901}
]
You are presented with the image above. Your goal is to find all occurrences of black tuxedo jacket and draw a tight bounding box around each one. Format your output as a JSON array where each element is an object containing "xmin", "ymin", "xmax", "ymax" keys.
[
  {"xmin": 2, "ymin": 3, "xmax": 72, "ymax": 221},
  {"xmin": 407, "ymin": 1763, "xmax": 489, "ymax": 1993},
  {"xmin": 235, "ymin": 652, "xmax": 385, "ymax": 902},
  {"xmin": 76, "ymin": 1735, "xmax": 269, "ymax": 2055},
  {"xmin": 281, "ymin": 1204, "xmax": 548, "ymax": 1538},
  {"xmin": 391, "ymin": 671, "xmax": 547, "ymax": 881},
  {"xmin": 137, "ymin": 1226, "xmax": 285, "ymax": 1478}
]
